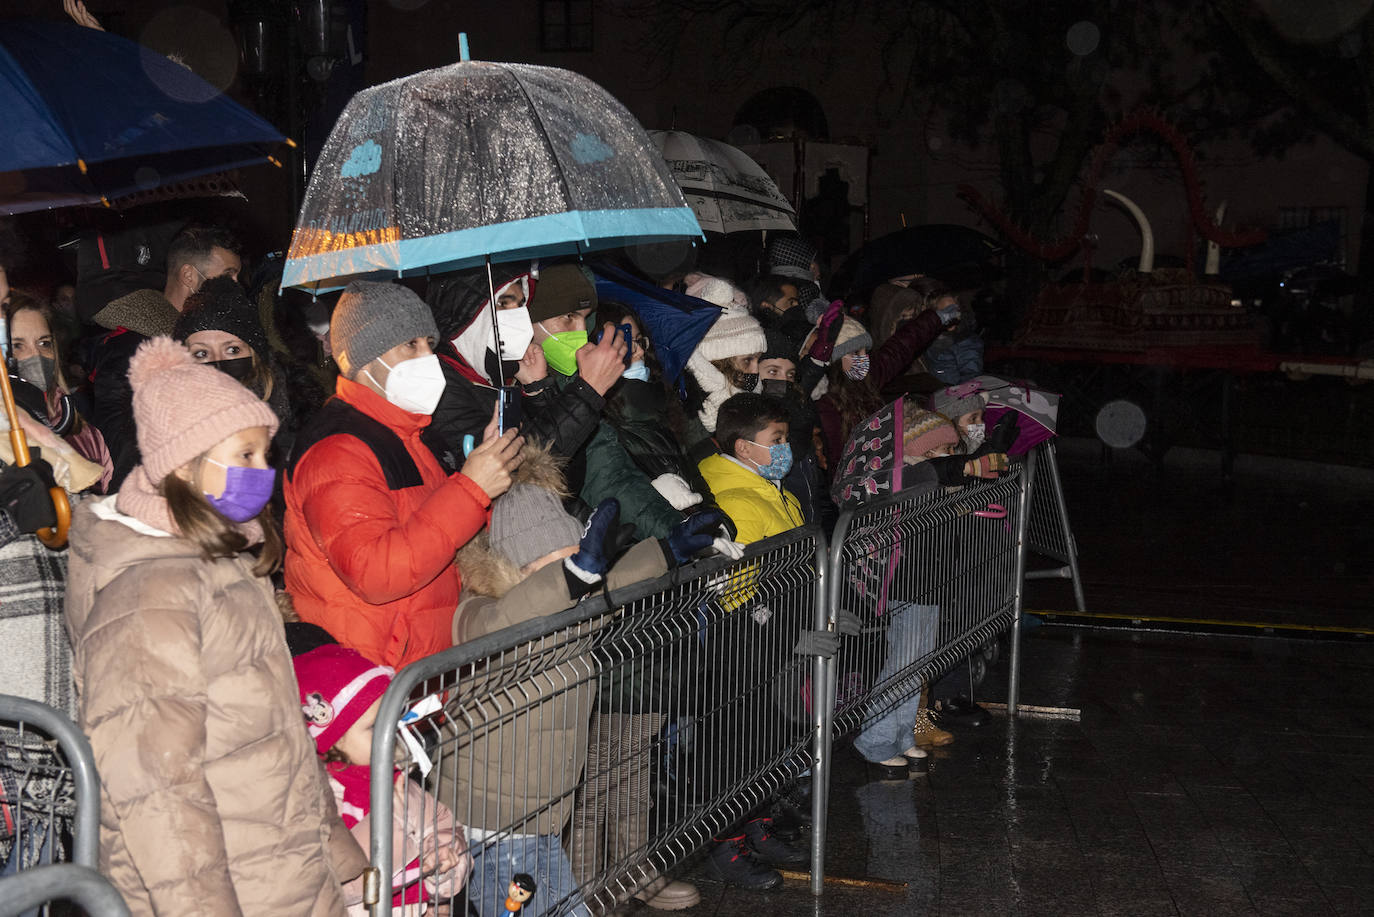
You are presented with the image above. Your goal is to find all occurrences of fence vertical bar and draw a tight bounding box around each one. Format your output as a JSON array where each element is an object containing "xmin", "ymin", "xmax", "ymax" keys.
[
  {"xmin": 0, "ymin": 695, "xmax": 101, "ymax": 869},
  {"xmin": 1007, "ymin": 449, "xmax": 1038, "ymax": 716},
  {"xmin": 809, "ymin": 529, "xmax": 831, "ymax": 896},
  {"xmin": 367, "ymin": 674, "xmax": 411, "ymax": 916},
  {"xmin": 1043, "ymin": 443, "xmax": 1086, "ymax": 613}
]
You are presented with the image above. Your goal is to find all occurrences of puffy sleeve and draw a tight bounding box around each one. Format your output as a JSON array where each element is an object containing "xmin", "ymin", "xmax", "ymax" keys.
[
  {"xmin": 296, "ymin": 435, "xmax": 491, "ymax": 605},
  {"xmin": 78, "ymin": 566, "xmax": 244, "ymax": 917}
]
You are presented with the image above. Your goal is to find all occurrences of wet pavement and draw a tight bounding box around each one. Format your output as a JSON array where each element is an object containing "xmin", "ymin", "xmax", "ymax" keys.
[
  {"xmin": 666, "ymin": 627, "xmax": 1374, "ymax": 915},
  {"xmin": 1027, "ymin": 439, "xmax": 1374, "ymax": 631}
]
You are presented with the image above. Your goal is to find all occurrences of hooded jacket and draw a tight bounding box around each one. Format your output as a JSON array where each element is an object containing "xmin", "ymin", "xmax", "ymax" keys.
[
  {"xmin": 697, "ymin": 453, "xmax": 805, "ymax": 545},
  {"xmin": 284, "ymin": 376, "xmax": 492, "ymax": 669},
  {"xmin": 423, "ymin": 268, "xmax": 604, "ymax": 469},
  {"xmin": 64, "ymin": 497, "xmax": 367, "ymax": 917},
  {"xmin": 88, "ymin": 289, "xmax": 181, "ymax": 489},
  {"xmin": 448, "ymin": 526, "xmax": 670, "ymax": 835}
]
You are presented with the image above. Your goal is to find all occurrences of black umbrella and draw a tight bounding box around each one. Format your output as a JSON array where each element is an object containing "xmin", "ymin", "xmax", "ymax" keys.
[{"xmin": 832, "ymin": 224, "xmax": 1003, "ymax": 297}]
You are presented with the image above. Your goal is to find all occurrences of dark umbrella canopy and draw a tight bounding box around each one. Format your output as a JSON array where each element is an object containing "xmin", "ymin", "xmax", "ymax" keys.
[
  {"xmin": 591, "ymin": 262, "xmax": 722, "ymax": 386},
  {"xmin": 832, "ymin": 224, "xmax": 1004, "ymax": 297},
  {"xmin": 282, "ymin": 61, "xmax": 700, "ymax": 291},
  {"xmin": 0, "ymin": 20, "xmax": 285, "ymax": 214}
]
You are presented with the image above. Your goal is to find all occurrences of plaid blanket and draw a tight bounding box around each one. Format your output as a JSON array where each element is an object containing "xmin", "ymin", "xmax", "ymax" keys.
[{"xmin": 0, "ymin": 532, "xmax": 72, "ymax": 718}]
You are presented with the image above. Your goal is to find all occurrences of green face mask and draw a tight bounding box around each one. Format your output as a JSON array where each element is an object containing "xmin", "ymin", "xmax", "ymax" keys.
[{"xmin": 540, "ymin": 330, "xmax": 588, "ymax": 376}]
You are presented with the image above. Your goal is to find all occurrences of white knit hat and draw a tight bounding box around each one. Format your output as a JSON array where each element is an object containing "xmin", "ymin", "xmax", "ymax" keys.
[{"xmin": 694, "ymin": 303, "xmax": 767, "ymax": 364}]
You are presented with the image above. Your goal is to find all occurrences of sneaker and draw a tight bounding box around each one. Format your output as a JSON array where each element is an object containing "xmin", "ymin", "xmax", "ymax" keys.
[
  {"xmin": 764, "ymin": 796, "xmax": 807, "ymax": 842},
  {"xmin": 705, "ymin": 835, "xmax": 784, "ymax": 889},
  {"xmin": 632, "ymin": 876, "xmax": 701, "ymax": 910},
  {"xmin": 744, "ymin": 817, "xmax": 808, "ymax": 866},
  {"xmin": 912, "ymin": 708, "xmax": 955, "ymax": 747},
  {"xmin": 901, "ymin": 745, "xmax": 928, "ymax": 761}
]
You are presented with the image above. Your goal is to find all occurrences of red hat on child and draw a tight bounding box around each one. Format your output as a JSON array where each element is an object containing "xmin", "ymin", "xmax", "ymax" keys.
[{"xmin": 293, "ymin": 645, "xmax": 394, "ymax": 757}]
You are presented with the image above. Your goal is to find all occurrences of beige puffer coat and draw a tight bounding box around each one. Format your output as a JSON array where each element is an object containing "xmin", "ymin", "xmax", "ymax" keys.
[{"xmin": 64, "ymin": 496, "xmax": 367, "ymax": 916}]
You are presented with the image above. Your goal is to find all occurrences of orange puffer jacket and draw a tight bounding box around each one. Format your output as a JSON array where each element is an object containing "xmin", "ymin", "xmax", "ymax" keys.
[{"xmin": 284, "ymin": 377, "xmax": 491, "ymax": 669}]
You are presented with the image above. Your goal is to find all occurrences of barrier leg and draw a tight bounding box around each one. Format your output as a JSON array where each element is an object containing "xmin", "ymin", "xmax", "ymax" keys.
[
  {"xmin": 1043, "ymin": 444, "xmax": 1087, "ymax": 613},
  {"xmin": 1008, "ymin": 451, "xmax": 1038, "ymax": 716}
]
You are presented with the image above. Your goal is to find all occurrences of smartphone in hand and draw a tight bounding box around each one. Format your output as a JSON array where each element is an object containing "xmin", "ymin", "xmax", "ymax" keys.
[{"xmin": 497, "ymin": 385, "xmax": 521, "ymax": 434}]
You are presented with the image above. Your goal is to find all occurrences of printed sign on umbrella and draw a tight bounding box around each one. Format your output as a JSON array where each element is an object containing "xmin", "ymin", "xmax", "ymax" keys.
[
  {"xmin": 281, "ymin": 60, "xmax": 702, "ymax": 293},
  {"xmin": 648, "ymin": 130, "xmax": 796, "ymax": 234}
]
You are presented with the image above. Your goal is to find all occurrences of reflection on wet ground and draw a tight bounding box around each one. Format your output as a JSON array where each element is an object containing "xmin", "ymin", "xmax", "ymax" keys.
[{"xmin": 670, "ymin": 628, "xmax": 1374, "ymax": 916}]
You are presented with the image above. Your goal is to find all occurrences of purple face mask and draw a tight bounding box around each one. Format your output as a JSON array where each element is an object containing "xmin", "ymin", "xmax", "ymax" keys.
[{"xmin": 205, "ymin": 460, "xmax": 276, "ymax": 522}]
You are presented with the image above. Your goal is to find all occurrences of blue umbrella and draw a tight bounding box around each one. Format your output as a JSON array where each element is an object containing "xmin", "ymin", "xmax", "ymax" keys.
[
  {"xmin": 0, "ymin": 20, "xmax": 287, "ymax": 214},
  {"xmin": 280, "ymin": 59, "xmax": 701, "ymax": 293},
  {"xmin": 591, "ymin": 262, "xmax": 721, "ymax": 386}
]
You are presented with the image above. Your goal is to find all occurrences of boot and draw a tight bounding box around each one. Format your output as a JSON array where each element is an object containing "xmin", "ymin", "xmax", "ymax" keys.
[
  {"xmin": 704, "ymin": 835, "xmax": 783, "ymax": 890},
  {"xmin": 744, "ymin": 817, "xmax": 808, "ymax": 866},
  {"xmin": 913, "ymin": 685, "xmax": 954, "ymax": 748}
]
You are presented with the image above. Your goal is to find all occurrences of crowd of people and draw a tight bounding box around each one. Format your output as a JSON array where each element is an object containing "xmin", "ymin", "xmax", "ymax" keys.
[{"xmin": 1, "ymin": 215, "xmax": 1026, "ymax": 915}]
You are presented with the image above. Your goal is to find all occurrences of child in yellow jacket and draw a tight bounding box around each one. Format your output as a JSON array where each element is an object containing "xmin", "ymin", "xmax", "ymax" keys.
[{"xmin": 698, "ymin": 393, "xmax": 805, "ymax": 545}]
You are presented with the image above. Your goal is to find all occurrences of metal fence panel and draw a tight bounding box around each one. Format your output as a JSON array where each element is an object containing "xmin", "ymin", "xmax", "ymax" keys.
[
  {"xmin": 0, "ymin": 864, "xmax": 130, "ymax": 917},
  {"xmin": 0, "ymin": 694, "xmax": 100, "ymax": 889},
  {"xmin": 368, "ymin": 525, "xmax": 827, "ymax": 917},
  {"xmin": 823, "ymin": 468, "xmax": 1026, "ymax": 742}
]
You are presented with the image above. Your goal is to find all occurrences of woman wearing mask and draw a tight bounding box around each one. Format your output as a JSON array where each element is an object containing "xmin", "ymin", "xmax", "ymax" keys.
[
  {"xmin": 681, "ymin": 276, "xmax": 766, "ymax": 459},
  {"xmin": 802, "ymin": 299, "xmax": 955, "ymax": 473},
  {"xmin": 173, "ymin": 275, "xmax": 299, "ymax": 458},
  {"xmin": 64, "ymin": 337, "xmax": 367, "ymax": 915},
  {"xmin": 6, "ymin": 291, "xmax": 112, "ymax": 489}
]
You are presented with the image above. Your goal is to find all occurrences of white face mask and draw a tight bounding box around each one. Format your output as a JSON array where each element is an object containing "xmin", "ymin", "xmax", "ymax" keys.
[
  {"xmin": 495, "ymin": 306, "xmax": 534, "ymax": 361},
  {"xmin": 964, "ymin": 422, "xmax": 986, "ymax": 449},
  {"xmin": 366, "ymin": 353, "xmax": 446, "ymax": 415}
]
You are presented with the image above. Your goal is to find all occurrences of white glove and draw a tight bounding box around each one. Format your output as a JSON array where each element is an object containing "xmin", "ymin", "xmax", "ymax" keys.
[
  {"xmin": 711, "ymin": 531, "xmax": 746, "ymax": 561},
  {"xmin": 651, "ymin": 473, "xmax": 703, "ymax": 511}
]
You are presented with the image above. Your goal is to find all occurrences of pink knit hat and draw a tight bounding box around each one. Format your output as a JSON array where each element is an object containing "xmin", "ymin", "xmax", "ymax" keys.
[
  {"xmin": 129, "ymin": 336, "xmax": 279, "ymax": 482},
  {"xmin": 293, "ymin": 644, "xmax": 395, "ymax": 757},
  {"xmin": 902, "ymin": 408, "xmax": 959, "ymax": 459}
]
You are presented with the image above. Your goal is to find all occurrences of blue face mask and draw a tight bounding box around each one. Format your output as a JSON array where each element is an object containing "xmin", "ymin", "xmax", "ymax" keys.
[
  {"xmin": 622, "ymin": 360, "xmax": 650, "ymax": 382},
  {"xmin": 747, "ymin": 440, "xmax": 793, "ymax": 480},
  {"xmin": 205, "ymin": 459, "xmax": 276, "ymax": 522},
  {"xmin": 845, "ymin": 353, "xmax": 871, "ymax": 381}
]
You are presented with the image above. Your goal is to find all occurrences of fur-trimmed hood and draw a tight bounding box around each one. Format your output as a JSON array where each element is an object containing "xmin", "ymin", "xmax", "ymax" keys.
[
  {"xmin": 92, "ymin": 289, "xmax": 179, "ymax": 337},
  {"xmin": 456, "ymin": 442, "xmax": 570, "ymax": 600}
]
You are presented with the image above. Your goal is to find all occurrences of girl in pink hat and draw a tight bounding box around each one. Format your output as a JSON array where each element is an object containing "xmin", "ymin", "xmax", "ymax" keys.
[{"xmin": 64, "ymin": 337, "xmax": 367, "ymax": 916}]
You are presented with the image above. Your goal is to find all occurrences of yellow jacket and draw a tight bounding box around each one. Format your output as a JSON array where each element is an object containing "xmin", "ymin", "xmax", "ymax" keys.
[{"xmin": 699, "ymin": 454, "xmax": 806, "ymax": 545}]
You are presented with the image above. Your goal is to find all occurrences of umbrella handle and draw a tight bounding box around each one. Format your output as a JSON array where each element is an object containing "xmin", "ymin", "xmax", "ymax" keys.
[
  {"xmin": 37, "ymin": 487, "xmax": 71, "ymax": 549},
  {"xmin": 0, "ymin": 367, "xmax": 70, "ymax": 549}
]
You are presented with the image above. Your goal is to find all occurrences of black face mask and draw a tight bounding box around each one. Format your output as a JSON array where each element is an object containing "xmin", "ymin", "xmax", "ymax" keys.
[
  {"xmin": 736, "ymin": 372, "xmax": 759, "ymax": 393},
  {"xmin": 209, "ymin": 356, "xmax": 254, "ymax": 381},
  {"xmin": 760, "ymin": 379, "xmax": 791, "ymax": 398}
]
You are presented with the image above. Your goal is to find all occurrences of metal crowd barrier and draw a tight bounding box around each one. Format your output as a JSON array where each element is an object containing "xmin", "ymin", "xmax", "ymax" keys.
[
  {"xmin": 1023, "ymin": 442, "xmax": 1087, "ymax": 611},
  {"xmin": 367, "ymin": 457, "xmax": 1043, "ymax": 909},
  {"xmin": 0, "ymin": 864, "xmax": 130, "ymax": 917},
  {"xmin": 366, "ymin": 524, "xmax": 828, "ymax": 916},
  {"xmin": 0, "ymin": 695, "xmax": 104, "ymax": 916}
]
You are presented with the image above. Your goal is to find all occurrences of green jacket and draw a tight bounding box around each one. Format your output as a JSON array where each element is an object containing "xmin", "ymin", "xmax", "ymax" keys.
[{"xmin": 551, "ymin": 370, "xmax": 682, "ymax": 540}]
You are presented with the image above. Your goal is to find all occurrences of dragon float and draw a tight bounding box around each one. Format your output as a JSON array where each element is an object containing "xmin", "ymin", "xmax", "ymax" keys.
[{"xmin": 959, "ymin": 109, "xmax": 1268, "ymax": 352}]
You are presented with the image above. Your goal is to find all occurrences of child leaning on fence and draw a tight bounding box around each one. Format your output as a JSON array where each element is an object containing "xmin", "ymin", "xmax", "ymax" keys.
[
  {"xmin": 832, "ymin": 402, "xmax": 1010, "ymax": 773},
  {"xmin": 447, "ymin": 444, "xmax": 731, "ymax": 917},
  {"xmin": 62, "ymin": 338, "xmax": 367, "ymax": 916},
  {"xmin": 293, "ymin": 643, "xmax": 472, "ymax": 916}
]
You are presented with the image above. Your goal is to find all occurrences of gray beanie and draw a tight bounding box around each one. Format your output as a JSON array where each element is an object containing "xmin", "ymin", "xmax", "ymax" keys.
[
  {"xmin": 490, "ymin": 484, "xmax": 585, "ymax": 570},
  {"xmin": 931, "ymin": 380, "xmax": 987, "ymax": 421},
  {"xmin": 331, "ymin": 281, "xmax": 439, "ymax": 379}
]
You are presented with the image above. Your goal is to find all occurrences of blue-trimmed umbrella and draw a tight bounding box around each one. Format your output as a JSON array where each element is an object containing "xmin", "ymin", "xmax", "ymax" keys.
[
  {"xmin": 0, "ymin": 19, "xmax": 287, "ymax": 214},
  {"xmin": 281, "ymin": 60, "xmax": 702, "ymax": 293},
  {"xmin": 591, "ymin": 262, "xmax": 721, "ymax": 386}
]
